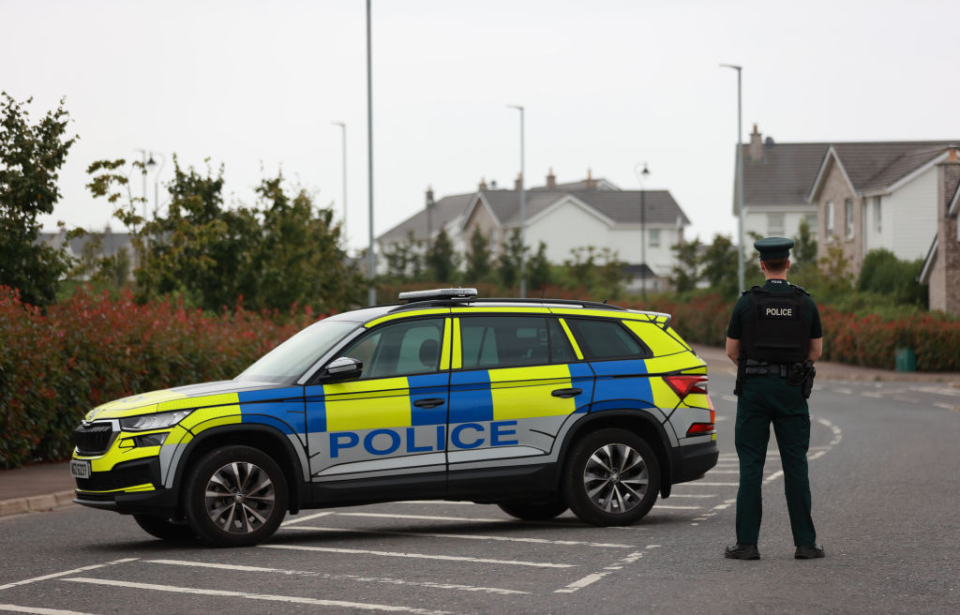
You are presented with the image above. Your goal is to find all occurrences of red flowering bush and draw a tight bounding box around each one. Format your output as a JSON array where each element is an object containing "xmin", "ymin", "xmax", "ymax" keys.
[{"xmin": 0, "ymin": 286, "xmax": 320, "ymax": 468}]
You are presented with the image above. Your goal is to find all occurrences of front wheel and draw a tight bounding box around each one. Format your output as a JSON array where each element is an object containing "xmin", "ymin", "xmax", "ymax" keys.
[
  {"xmin": 184, "ymin": 445, "xmax": 288, "ymax": 547},
  {"xmin": 564, "ymin": 428, "xmax": 660, "ymax": 526},
  {"xmin": 497, "ymin": 501, "xmax": 568, "ymax": 521}
]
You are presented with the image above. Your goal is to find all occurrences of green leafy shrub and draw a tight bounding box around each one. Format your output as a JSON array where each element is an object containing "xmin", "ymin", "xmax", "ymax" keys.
[{"xmin": 0, "ymin": 286, "xmax": 318, "ymax": 468}]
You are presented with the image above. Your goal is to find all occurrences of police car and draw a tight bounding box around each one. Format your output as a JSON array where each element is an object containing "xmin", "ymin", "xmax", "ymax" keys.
[{"xmin": 71, "ymin": 288, "xmax": 718, "ymax": 546}]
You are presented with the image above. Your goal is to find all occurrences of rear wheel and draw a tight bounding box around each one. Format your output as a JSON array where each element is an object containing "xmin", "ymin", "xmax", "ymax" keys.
[
  {"xmin": 133, "ymin": 514, "xmax": 196, "ymax": 542},
  {"xmin": 184, "ymin": 445, "xmax": 288, "ymax": 547},
  {"xmin": 497, "ymin": 501, "xmax": 568, "ymax": 521},
  {"xmin": 564, "ymin": 428, "xmax": 660, "ymax": 526}
]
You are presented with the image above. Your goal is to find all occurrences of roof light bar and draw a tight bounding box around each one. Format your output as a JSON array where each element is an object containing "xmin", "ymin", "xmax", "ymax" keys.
[{"xmin": 397, "ymin": 287, "xmax": 479, "ymax": 303}]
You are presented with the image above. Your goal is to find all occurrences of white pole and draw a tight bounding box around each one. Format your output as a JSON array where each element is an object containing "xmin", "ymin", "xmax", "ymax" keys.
[
  {"xmin": 366, "ymin": 0, "xmax": 376, "ymax": 306},
  {"xmin": 721, "ymin": 64, "xmax": 745, "ymax": 292}
]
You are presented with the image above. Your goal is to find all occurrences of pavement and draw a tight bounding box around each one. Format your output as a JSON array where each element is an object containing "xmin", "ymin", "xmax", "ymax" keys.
[{"xmin": 2, "ymin": 346, "xmax": 958, "ymax": 520}]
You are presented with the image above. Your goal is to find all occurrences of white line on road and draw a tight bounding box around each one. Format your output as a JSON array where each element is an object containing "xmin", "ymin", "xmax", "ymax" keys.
[
  {"xmin": 335, "ymin": 512, "xmax": 504, "ymax": 523},
  {"xmin": 395, "ymin": 501, "xmax": 476, "ymax": 506},
  {"xmin": 675, "ymin": 482, "xmax": 738, "ymax": 487},
  {"xmin": 764, "ymin": 471, "xmax": 784, "ymax": 482},
  {"xmin": 720, "ymin": 395, "xmax": 738, "ymax": 402},
  {"xmin": 654, "ymin": 505, "xmax": 701, "ymax": 510},
  {"xmin": 280, "ymin": 525, "xmax": 633, "ymax": 549},
  {"xmin": 934, "ymin": 402, "xmax": 959, "ymax": 411},
  {"xmin": 833, "ymin": 388, "xmax": 854, "ymax": 395},
  {"xmin": 555, "ymin": 551, "xmax": 645, "ymax": 594},
  {"xmin": 145, "ymin": 559, "xmax": 527, "ymax": 596},
  {"xmin": 0, "ymin": 559, "xmax": 138, "ymax": 592},
  {"xmin": 861, "ymin": 392, "xmax": 883, "ymax": 399},
  {"xmin": 282, "ymin": 511, "xmax": 334, "ymax": 526},
  {"xmin": 63, "ymin": 578, "xmax": 455, "ymax": 614},
  {"xmin": 260, "ymin": 544, "xmax": 574, "ymax": 568},
  {"xmin": 665, "ymin": 494, "xmax": 716, "ymax": 498},
  {"xmin": 707, "ymin": 470, "xmax": 739, "ymax": 474},
  {"xmin": 0, "ymin": 605, "xmax": 95, "ymax": 615}
]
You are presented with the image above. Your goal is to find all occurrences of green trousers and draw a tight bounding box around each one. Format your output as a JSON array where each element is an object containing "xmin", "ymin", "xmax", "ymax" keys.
[{"xmin": 735, "ymin": 374, "xmax": 817, "ymax": 546}]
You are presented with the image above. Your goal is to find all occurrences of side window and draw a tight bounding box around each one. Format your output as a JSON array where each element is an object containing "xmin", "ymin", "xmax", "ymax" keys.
[
  {"xmin": 460, "ymin": 316, "xmax": 574, "ymax": 369},
  {"xmin": 337, "ymin": 318, "xmax": 444, "ymax": 379},
  {"xmin": 566, "ymin": 318, "xmax": 649, "ymax": 360}
]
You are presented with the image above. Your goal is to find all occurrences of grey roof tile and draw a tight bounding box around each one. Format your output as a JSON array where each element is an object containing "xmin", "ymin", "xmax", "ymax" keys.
[{"xmin": 742, "ymin": 142, "xmax": 829, "ymax": 207}]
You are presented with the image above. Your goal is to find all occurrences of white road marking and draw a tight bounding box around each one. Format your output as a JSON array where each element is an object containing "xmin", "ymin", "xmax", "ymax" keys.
[
  {"xmin": 655, "ymin": 504, "xmax": 702, "ymax": 510},
  {"xmin": 281, "ymin": 525, "xmax": 633, "ymax": 549},
  {"xmin": 712, "ymin": 504, "xmax": 731, "ymax": 510},
  {"xmin": 675, "ymin": 482, "xmax": 738, "ymax": 487},
  {"xmin": 833, "ymin": 388, "xmax": 854, "ymax": 395},
  {"xmin": 0, "ymin": 606, "xmax": 95, "ymax": 615},
  {"xmin": 0, "ymin": 559, "xmax": 138, "ymax": 592},
  {"xmin": 808, "ymin": 451, "xmax": 826, "ymax": 461},
  {"xmin": 336, "ymin": 512, "xmax": 503, "ymax": 523},
  {"xmin": 145, "ymin": 559, "xmax": 527, "ymax": 596},
  {"xmin": 934, "ymin": 402, "xmax": 958, "ymax": 411},
  {"xmin": 282, "ymin": 511, "xmax": 333, "ymax": 526},
  {"xmin": 63, "ymin": 578, "xmax": 453, "ymax": 614},
  {"xmin": 260, "ymin": 544, "xmax": 574, "ymax": 568},
  {"xmin": 646, "ymin": 545, "xmax": 661, "ymax": 549},
  {"xmin": 861, "ymin": 392, "xmax": 883, "ymax": 399},
  {"xmin": 720, "ymin": 395, "xmax": 738, "ymax": 402},
  {"xmin": 910, "ymin": 386, "xmax": 960, "ymax": 398},
  {"xmin": 707, "ymin": 470, "xmax": 739, "ymax": 474},
  {"xmin": 764, "ymin": 471, "xmax": 784, "ymax": 482},
  {"xmin": 665, "ymin": 494, "xmax": 715, "ymax": 498},
  {"xmin": 555, "ymin": 551, "xmax": 645, "ymax": 594}
]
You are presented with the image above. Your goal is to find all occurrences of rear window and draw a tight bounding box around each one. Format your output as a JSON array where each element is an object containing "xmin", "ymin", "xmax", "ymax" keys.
[
  {"xmin": 460, "ymin": 316, "xmax": 574, "ymax": 369},
  {"xmin": 566, "ymin": 318, "xmax": 649, "ymax": 360}
]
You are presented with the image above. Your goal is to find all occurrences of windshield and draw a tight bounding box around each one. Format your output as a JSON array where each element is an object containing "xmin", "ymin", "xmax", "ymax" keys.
[{"xmin": 238, "ymin": 320, "xmax": 359, "ymax": 383}]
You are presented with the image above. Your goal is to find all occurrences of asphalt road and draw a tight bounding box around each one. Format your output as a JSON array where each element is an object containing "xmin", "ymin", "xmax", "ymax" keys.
[{"xmin": 2, "ymin": 372, "xmax": 958, "ymax": 614}]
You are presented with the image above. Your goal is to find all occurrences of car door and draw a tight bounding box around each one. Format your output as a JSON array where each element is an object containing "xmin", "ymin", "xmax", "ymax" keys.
[
  {"xmin": 303, "ymin": 316, "xmax": 452, "ymax": 490},
  {"xmin": 446, "ymin": 315, "xmax": 594, "ymax": 484}
]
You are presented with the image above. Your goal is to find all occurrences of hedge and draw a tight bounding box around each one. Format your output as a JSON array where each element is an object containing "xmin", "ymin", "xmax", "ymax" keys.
[{"xmin": 0, "ymin": 286, "xmax": 316, "ymax": 469}]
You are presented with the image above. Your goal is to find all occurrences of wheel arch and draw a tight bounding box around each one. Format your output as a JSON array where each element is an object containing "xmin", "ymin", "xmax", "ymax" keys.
[
  {"xmin": 558, "ymin": 410, "xmax": 675, "ymax": 499},
  {"xmin": 172, "ymin": 424, "xmax": 306, "ymax": 514}
]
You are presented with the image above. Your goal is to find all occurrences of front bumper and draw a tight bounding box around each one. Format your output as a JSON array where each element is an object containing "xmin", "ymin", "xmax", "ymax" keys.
[{"xmin": 73, "ymin": 457, "xmax": 178, "ymax": 516}]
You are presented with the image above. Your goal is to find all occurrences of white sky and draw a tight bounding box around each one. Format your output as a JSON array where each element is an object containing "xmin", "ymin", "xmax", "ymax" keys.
[{"xmin": 5, "ymin": 0, "xmax": 960, "ymax": 252}]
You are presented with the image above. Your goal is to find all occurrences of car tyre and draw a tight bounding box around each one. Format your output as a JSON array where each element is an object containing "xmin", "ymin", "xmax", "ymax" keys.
[
  {"xmin": 564, "ymin": 428, "xmax": 660, "ymax": 526},
  {"xmin": 497, "ymin": 501, "xmax": 569, "ymax": 521},
  {"xmin": 184, "ymin": 445, "xmax": 288, "ymax": 547},
  {"xmin": 133, "ymin": 514, "xmax": 197, "ymax": 542}
]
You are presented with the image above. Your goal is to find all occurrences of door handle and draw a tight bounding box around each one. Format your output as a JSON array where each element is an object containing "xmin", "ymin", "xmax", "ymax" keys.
[
  {"xmin": 551, "ymin": 388, "xmax": 582, "ymax": 399},
  {"xmin": 414, "ymin": 398, "xmax": 446, "ymax": 409}
]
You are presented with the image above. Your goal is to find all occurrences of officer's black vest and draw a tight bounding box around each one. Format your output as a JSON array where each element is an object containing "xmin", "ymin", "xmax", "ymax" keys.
[{"xmin": 741, "ymin": 284, "xmax": 810, "ymax": 363}]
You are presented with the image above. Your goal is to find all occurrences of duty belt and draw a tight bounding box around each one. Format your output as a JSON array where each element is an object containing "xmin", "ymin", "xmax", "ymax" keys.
[{"xmin": 743, "ymin": 359, "xmax": 792, "ymax": 377}]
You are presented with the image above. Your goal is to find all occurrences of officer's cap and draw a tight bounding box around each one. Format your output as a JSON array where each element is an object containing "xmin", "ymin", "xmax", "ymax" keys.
[{"xmin": 754, "ymin": 237, "xmax": 794, "ymax": 260}]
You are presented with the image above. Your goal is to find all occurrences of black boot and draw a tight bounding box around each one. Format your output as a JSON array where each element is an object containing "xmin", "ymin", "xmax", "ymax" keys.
[
  {"xmin": 795, "ymin": 544, "xmax": 825, "ymax": 559},
  {"xmin": 724, "ymin": 543, "xmax": 760, "ymax": 560}
]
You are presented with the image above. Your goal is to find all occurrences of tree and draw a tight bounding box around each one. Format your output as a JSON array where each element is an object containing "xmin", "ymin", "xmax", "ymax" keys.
[
  {"xmin": 0, "ymin": 93, "xmax": 78, "ymax": 305},
  {"xmin": 382, "ymin": 231, "xmax": 423, "ymax": 282},
  {"xmin": 464, "ymin": 227, "xmax": 492, "ymax": 283},
  {"xmin": 596, "ymin": 247, "xmax": 628, "ymax": 301},
  {"xmin": 701, "ymin": 234, "xmax": 739, "ymax": 298},
  {"xmin": 792, "ymin": 217, "xmax": 818, "ymax": 271},
  {"xmin": 425, "ymin": 228, "xmax": 460, "ymax": 284},
  {"xmin": 817, "ymin": 244, "xmax": 853, "ymax": 295},
  {"xmin": 858, "ymin": 249, "xmax": 927, "ymax": 307},
  {"xmin": 670, "ymin": 238, "xmax": 703, "ymax": 292},
  {"xmin": 498, "ymin": 228, "xmax": 528, "ymax": 291},
  {"xmin": 527, "ymin": 241, "xmax": 552, "ymax": 292}
]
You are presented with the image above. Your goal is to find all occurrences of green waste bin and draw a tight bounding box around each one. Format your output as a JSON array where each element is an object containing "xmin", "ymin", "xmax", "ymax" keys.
[{"xmin": 895, "ymin": 348, "xmax": 916, "ymax": 372}]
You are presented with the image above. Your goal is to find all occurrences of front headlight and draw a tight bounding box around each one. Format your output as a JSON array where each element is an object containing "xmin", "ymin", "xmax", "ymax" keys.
[{"xmin": 120, "ymin": 409, "xmax": 192, "ymax": 432}]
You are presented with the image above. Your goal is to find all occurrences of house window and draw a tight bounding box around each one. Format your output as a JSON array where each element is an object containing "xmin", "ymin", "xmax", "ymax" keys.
[
  {"xmin": 874, "ymin": 197, "xmax": 882, "ymax": 233},
  {"xmin": 767, "ymin": 214, "xmax": 785, "ymax": 236},
  {"xmin": 649, "ymin": 229, "xmax": 660, "ymax": 248},
  {"xmin": 804, "ymin": 214, "xmax": 817, "ymax": 232},
  {"xmin": 826, "ymin": 202, "xmax": 835, "ymax": 236},
  {"xmin": 844, "ymin": 199, "xmax": 854, "ymax": 239}
]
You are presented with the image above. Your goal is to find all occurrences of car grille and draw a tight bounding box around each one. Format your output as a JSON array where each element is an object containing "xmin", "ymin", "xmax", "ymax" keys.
[
  {"xmin": 73, "ymin": 422, "xmax": 115, "ymax": 455},
  {"xmin": 75, "ymin": 460, "xmax": 157, "ymax": 492}
]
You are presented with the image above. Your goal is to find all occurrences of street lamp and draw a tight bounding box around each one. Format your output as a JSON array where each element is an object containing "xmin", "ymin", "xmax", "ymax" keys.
[
  {"xmin": 147, "ymin": 152, "xmax": 165, "ymax": 216},
  {"xmin": 332, "ymin": 121, "xmax": 347, "ymax": 243},
  {"xmin": 366, "ymin": 0, "xmax": 376, "ymax": 306},
  {"xmin": 507, "ymin": 104, "xmax": 526, "ymax": 298},
  {"xmin": 634, "ymin": 162, "xmax": 650, "ymax": 302},
  {"xmin": 720, "ymin": 63, "xmax": 746, "ymax": 293}
]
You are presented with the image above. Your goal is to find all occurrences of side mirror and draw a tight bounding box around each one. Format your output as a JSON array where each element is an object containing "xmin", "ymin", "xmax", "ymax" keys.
[{"xmin": 321, "ymin": 356, "xmax": 363, "ymax": 382}]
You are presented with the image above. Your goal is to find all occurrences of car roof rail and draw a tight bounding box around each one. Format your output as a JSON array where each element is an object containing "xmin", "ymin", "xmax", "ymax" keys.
[{"xmin": 387, "ymin": 295, "xmax": 631, "ymax": 314}]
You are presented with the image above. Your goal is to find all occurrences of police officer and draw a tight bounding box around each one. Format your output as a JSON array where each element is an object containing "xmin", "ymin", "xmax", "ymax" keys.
[{"xmin": 724, "ymin": 237, "xmax": 825, "ymax": 560}]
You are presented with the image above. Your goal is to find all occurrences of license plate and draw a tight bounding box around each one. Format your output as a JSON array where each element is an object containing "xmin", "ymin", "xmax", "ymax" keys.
[{"xmin": 70, "ymin": 460, "xmax": 91, "ymax": 479}]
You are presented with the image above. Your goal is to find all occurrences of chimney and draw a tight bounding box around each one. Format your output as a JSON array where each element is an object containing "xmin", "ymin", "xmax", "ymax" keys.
[
  {"xmin": 584, "ymin": 168, "xmax": 597, "ymax": 189},
  {"xmin": 479, "ymin": 177, "xmax": 488, "ymax": 191},
  {"xmin": 546, "ymin": 168, "xmax": 556, "ymax": 189},
  {"xmin": 491, "ymin": 179, "xmax": 498, "ymax": 189},
  {"xmin": 426, "ymin": 186, "xmax": 436, "ymax": 240},
  {"xmin": 514, "ymin": 172, "xmax": 523, "ymax": 190},
  {"xmin": 425, "ymin": 185, "xmax": 434, "ymax": 205},
  {"xmin": 749, "ymin": 124, "xmax": 764, "ymax": 163}
]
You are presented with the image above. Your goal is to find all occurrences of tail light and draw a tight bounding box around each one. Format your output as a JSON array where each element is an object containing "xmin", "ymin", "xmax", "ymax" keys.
[
  {"xmin": 664, "ymin": 374, "xmax": 708, "ymax": 398},
  {"xmin": 687, "ymin": 422, "xmax": 715, "ymax": 435}
]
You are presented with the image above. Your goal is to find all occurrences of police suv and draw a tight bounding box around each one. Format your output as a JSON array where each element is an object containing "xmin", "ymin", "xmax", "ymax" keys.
[{"xmin": 71, "ymin": 289, "xmax": 718, "ymax": 546}]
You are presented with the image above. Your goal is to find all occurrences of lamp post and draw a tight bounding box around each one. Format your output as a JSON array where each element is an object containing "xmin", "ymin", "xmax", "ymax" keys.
[
  {"xmin": 507, "ymin": 104, "xmax": 526, "ymax": 298},
  {"xmin": 634, "ymin": 162, "xmax": 650, "ymax": 302},
  {"xmin": 148, "ymin": 152, "xmax": 165, "ymax": 216},
  {"xmin": 720, "ymin": 63, "xmax": 745, "ymax": 293},
  {"xmin": 332, "ymin": 121, "xmax": 347, "ymax": 243},
  {"xmin": 365, "ymin": 0, "xmax": 376, "ymax": 306}
]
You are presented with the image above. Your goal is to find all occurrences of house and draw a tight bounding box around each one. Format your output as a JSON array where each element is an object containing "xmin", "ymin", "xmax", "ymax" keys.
[
  {"xmin": 918, "ymin": 147, "xmax": 960, "ymax": 315},
  {"xmin": 807, "ymin": 140, "xmax": 960, "ymax": 275},
  {"xmin": 737, "ymin": 125, "xmax": 827, "ymax": 241},
  {"xmin": 40, "ymin": 228, "xmax": 133, "ymax": 279},
  {"xmin": 377, "ymin": 171, "xmax": 691, "ymax": 291}
]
